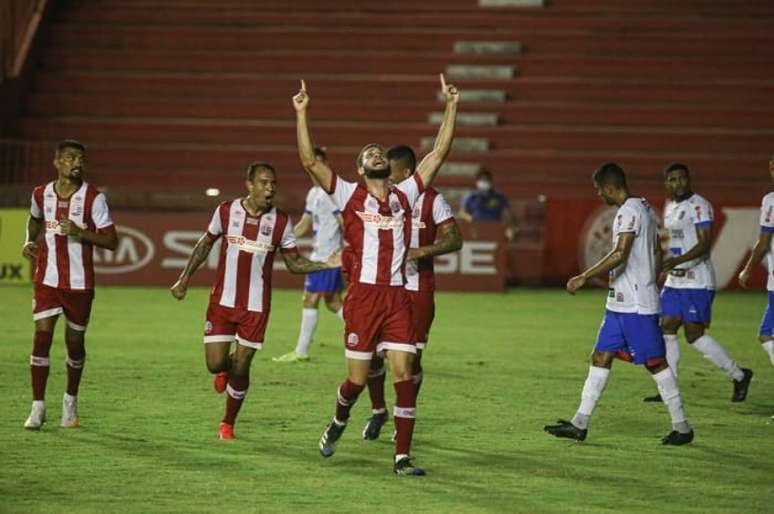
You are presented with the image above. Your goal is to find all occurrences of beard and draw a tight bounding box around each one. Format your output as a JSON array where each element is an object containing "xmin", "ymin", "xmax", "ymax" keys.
[{"xmin": 364, "ymin": 164, "xmax": 390, "ymax": 179}]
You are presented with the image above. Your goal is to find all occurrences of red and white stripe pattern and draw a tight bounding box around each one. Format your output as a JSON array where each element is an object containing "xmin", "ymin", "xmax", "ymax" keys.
[
  {"xmin": 327, "ymin": 174, "xmax": 424, "ymax": 286},
  {"xmin": 30, "ymin": 181, "xmax": 114, "ymax": 290},
  {"xmin": 207, "ymin": 200, "xmax": 297, "ymax": 312},
  {"xmin": 405, "ymin": 187, "xmax": 455, "ymax": 292}
]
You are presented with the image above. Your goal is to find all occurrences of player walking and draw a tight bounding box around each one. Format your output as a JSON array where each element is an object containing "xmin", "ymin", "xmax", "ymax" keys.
[
  {"xmin": 545, "ymin": 163, "xmax": 694, "ymax": 445},
  {"xmin": 22, "ymin": 140, "xmax": 118, "ymax": 430}
]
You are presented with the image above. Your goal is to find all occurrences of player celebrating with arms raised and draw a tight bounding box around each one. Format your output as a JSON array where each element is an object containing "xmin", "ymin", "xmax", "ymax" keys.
[
  {"xmin": 293, "ymin": 75, "xmax": 458, "ymax": 475},
  {"xmin": 545, "ymin": 163, "xmax": 694, "ymax": 445},
  {"xmin": 170, "ymin": 163, "xmax": 339, "ymax": 440},
  {"xmin": 362, "ymin": 144, "xmax": 462, "ymax": 441},
  {"xmin": 22, "ymin": 139, "xmax": 118, "ymax": 430}
]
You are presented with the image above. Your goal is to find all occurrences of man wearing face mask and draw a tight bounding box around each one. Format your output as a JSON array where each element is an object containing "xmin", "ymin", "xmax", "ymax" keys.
[{"xmin": 459, "ymin": 170, "xmax": 517, "ymax": 240}]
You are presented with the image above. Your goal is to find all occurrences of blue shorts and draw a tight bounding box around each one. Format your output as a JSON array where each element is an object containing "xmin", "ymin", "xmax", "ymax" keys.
[
  {"xmin": 758, "ymin": 292, "xmax": 774, "ymax": 337},
  {"xmin": 595, "ymin": 310, "xmax": 666, "ymax": 365},
  {"xmin": 661, "ymin": 287, "xmax": 715, "ymax": 325},
  {"xmin": 304, "ymin": 268, "xmax": 342, "ymax": 294}
]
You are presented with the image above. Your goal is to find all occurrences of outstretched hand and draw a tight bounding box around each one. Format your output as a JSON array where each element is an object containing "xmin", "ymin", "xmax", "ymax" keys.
[
  {"xmin": 440, "ymin": 73, "xmax": 459, "ymax": 104},
  {"xmin": 293, "ymin": 79, "xmax": 309, "ymax": 111}
]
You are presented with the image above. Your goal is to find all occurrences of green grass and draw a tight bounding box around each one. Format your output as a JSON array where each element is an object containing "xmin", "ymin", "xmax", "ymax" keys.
[{"xmin": 1, "ymin": 285, "xmax": 773, "ymax": 514}]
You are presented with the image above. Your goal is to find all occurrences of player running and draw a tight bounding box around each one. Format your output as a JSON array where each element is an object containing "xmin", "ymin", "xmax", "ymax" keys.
[
  {"xmin": 274, "ymin": 146, "xmax": 344, "ymax": 363},
  {"xmin": 738, "ymin": 155, "xmax": 774, "ymax": 370},
  {"xmin": 362, "ymin": 144, "xmax": 462, "ymax": 441},
  {"xmin": 22, "ymin": 140, "xmax": 118, "ymax": 430},
  {"xmin": 643, "ymin": 162, "xmax": 752, "ymax": 403},
  {"xmin": 545, "ymin": 162, "xmax": 694, "ymax": 445},
  {"xmin": 170, "ymin": 163, "xmax": 340, "ymax": 440},
  {"xmin": 293, "ymin": 75, "xmax": 459, "ymax": 475}
]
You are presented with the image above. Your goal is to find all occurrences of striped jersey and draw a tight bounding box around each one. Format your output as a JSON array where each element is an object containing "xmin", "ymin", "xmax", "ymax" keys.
[
  {"xmin": 405, "ymin": 188, "xmax": 455, "ymax": 292},
  {"xmin": 327, "ymin": 173, "xmax": 424, "ymax": 286},
  {"xmin": 30, "ymin": 181, "xmax": 114, "ymax": 290},
  {"xmin": 206, "ymin": 200, "xmax": 297, "ymax": 312}
]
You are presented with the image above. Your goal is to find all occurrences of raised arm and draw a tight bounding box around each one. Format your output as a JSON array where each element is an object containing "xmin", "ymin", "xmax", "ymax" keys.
[
  {"xmin": 170, "ymin": 233, "xmax": 217, "ymax": 300},
  {"xmin": 415, "ymin": 74, "xmax": 460, "ymax": 188},
  {"xmin": 293, "ymin": 80, "xmax": 335, "ymax": 192},
  {"xmin": 566, "ymin": 232, "xmax": 635, "ymax": 295}
]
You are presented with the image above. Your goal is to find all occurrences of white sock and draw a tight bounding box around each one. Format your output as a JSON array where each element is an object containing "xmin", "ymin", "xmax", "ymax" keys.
[
  {"xmin": 294, "ymin": 308, "xmax": 318, "ymax": 357},
  {"xmin": 651, "ymin": 368, "xmax": 691, "ymax": 433},
  {"xmin": 336, "ymin": 307, "xmax": 344, "ymax": 321},
  {"xmin": 762, "ymin": 340, "xmax": 774, "ymax": 366},
  {"xmin": 664, "ymin": 334, "xmax": 681, "ymax": 378},
  {"xmin": 571, "ymin": 366, "xmax": 610, "ymax": 429},
  {"xmin": 692, "ymin": 335, "xmax": 744, "ymax": 381}
]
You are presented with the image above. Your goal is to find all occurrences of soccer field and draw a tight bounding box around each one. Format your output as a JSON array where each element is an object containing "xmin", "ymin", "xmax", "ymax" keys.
[{"xmin": 1, "ymin": 285, "xmax": 772, "ymax": 514}]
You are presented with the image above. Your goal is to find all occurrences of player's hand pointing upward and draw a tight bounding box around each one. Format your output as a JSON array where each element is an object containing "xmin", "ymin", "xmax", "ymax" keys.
[
  {"xmin": 293, "ymin": 80, "xmax": 309, "ymax": 111},
  {"xmin": 440, "ymin": 73, "xmax": 459, "ymax": 104}
]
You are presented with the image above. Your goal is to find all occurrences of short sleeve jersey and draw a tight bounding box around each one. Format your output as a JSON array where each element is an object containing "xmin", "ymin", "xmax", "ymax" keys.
[
  {"xmin": 405, "ymin": 188, "xmax": 455, "ymax": 292},
  {"xmin": 30, "ymin": 181, "xmax": 114, "ymax": 290},
  {"xmin": 663, "ymin": 193, "xmax": 716, "ymax": 290},
  {"xmin": 759, "ymin": 192, "xmax": 774, "ymax": 291},
  {"xmin": 304, "ymin": 186, "xmax": 342, "ymax": 261},
  {"xmin": 206, "ymin": 200, "xmax": 298, "ymax": 313},
  {"xmin": 606, "ymin": 197, "xmax": 661, "ymax": 315},
  {"xmin": 326, "ymin": 173, "xmax": 424, "ymax": 286}
]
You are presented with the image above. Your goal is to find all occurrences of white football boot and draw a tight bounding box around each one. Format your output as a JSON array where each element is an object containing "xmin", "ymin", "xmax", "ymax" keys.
[
  {"xmin": 24, "ymin": 401, "xmax": 47, "ymax": 430},
  {"xmin": 61, "ymin": 393, "xmax": 79, "ymax": 428}
]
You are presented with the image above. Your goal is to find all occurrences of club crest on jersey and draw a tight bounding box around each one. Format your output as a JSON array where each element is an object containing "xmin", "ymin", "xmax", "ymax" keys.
[
  {"xmin": 390, "ymin": 200, "xmax": 401, "ymax": 214},
  {"xmin": 260, "ymin": 224, "xmax": 273, "ymax": 236},
  {"xmin": 204, "ymin": 321, "xmax": 213, "ymax": 334},
  {"xmin": 346, "ymin": 332, "xmax": 359, "ymax": 347}
]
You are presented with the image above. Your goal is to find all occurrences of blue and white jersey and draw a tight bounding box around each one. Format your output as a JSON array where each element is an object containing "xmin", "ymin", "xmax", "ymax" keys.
[
  {"xmin": 759, "ymin": 192, "xmax": 774, "ymax": 292},
  {"xmin": 304, "ymin": 186, "xmax": 342, "ymax": 262},
  {"xmin": 606, "ymin": 197, "xmax": 661, "ymax": 315},
  {"xmin": 663, "ymin": 193, "xmax": 716, "ymax": 290}
]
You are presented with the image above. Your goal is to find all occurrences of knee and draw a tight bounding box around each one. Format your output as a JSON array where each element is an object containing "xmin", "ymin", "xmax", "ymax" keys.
[
  {"xmin": 684, "ymin": 327, "xmax": 704, "ymax": 344},
  {"xmin": 206, "ymin": 355, "xmax": 229, "ymax": 374},
  {"xmin": 303, "ymin": 293, "xmax": 320, "ymax": 309},
  {"xmin": 660, "ymin": 317, "xmax": 681, "ymax": 334},
  {"xmin": 590, "ymin": 352, "xmax": 613, "ymax": 369},
  {"xmin": 759, "ymin": 335, "xmax": 772, "ymax": 344},
  {"xmin": 646, "ymin": 360, "xmax": 669, "ymax": 374}
]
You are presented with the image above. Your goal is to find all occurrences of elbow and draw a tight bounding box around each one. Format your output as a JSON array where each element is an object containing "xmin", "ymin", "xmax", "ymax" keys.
[
  {"xmin": 106, "ymin": 235, "xmax": 119, "ymax": 251},
  {"xmin": 451, "ymin": 237, "xmax": 463, "ymax": 252}
]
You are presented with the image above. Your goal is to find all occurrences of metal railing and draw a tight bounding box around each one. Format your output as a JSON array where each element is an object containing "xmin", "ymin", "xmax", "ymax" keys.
[{"xmin": 1, "ymin": 0, "xmax": 47, "ymax": 82}]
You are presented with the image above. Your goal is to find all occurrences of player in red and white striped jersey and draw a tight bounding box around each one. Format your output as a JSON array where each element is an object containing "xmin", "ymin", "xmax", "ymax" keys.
[
  {"xmin": 22, "ymin": 140, "xmax": 118, "ymax": 430},
  {"xmin": 170, "ymin": 163, "xmax": 340, "ymax": 439},
  {"xmin": 293, "ymin": 75, "xmax": 459, "ymax": 476},
  {"xmin": 362, "ymin": 145, "xmax": 462, "ymax": 441}
]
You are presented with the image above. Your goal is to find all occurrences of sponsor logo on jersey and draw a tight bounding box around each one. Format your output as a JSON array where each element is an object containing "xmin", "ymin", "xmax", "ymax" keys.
[
  {"xmin": 224, "ymin": 235, "xmax": 275, "ymax": 254},
  {"xmin": 412, "ymin": 218, "xmax": 427, "ymax": 230},
  {"xmin": 356, "ymin": 211, "xmax": 404, "ymax": 230}
]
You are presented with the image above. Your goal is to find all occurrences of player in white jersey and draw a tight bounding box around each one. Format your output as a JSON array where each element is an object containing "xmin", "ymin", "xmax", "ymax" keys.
[
  {"xmin": 21, "ymin": 140, "xmax": 118, "ymax": 430},
  {"xmin": 545, "ymin": 162, "xmax": 694, "ymax": 445},
  {"xmin": 274, "ymin": 147, "xmax": 345, "ymax": 363},
  {"xmin": 294, "ymin": 75, "xmax": 458, "ymax": 475},
  {"xmin": 738, "ymin": 155, "xmax": 774, "ymax": 372},
  {"xmin": 644, "ymin": 163, "xmax": 752, "ymax": 403}
]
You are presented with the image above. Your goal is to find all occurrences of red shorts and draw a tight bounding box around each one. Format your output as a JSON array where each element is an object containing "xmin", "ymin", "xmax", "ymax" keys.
[
  {"xmin": 342, "ymin": 283, "xmax": 415, "ymax": 360},
  {"xmin": 33, "ymin": 283, "xmax": 94, "ymax": 331},
  {"xmin": 409, "ymin": 290, "xmax": 435, "ymax": 349},
  {"xmin": 203, "ymin": 300, "xmax": 269, "ymax": 350}
]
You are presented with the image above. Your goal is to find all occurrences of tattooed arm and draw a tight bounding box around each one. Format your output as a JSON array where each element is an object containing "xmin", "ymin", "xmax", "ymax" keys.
[
  {"xmin": 170, "ymin": 233, "xmax": 217, "ymax": 300},
  {"xmin": 406, "ymin": 222, "xmax": 463, "ymax": 260},
  {"xmin": 283, "ymin": 250, "xmax": 341, "ymax": 274}
]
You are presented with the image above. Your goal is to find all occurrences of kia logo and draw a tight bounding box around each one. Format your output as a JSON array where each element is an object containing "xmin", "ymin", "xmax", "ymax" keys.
[{"xmin": 94, "ymin": 225, "xmax": 155, "ymax": 274}]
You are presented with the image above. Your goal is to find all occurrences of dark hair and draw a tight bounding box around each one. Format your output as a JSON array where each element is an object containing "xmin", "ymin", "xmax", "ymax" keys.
[
  {"xmin": 475, "ymin": 169, "xmax": 492, "ymax": 181},
  {"xmin": 313, "ymin": 146, "xmax": 327, "ymax": 160},
  {"xmin": 357, "ymin": 143, "xmax": 383, "ymax": 168},
  {"xmin": 385, "ymin": 145, "xmax": 416, "ymax": 172},
  {"xmin": 246, "ymin": 162, "xmax": 275, "ymax": 181},
  {"xmin": 56, "ymin": 139, "xmax": 86, "ymax": 155},
  {"xmin": 663, "ymin": 162, "xmax": 690, "ymax": 179},
  {"xmin": 592, "ymin": 162, "xmax": 627, "ymax": 188}
]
